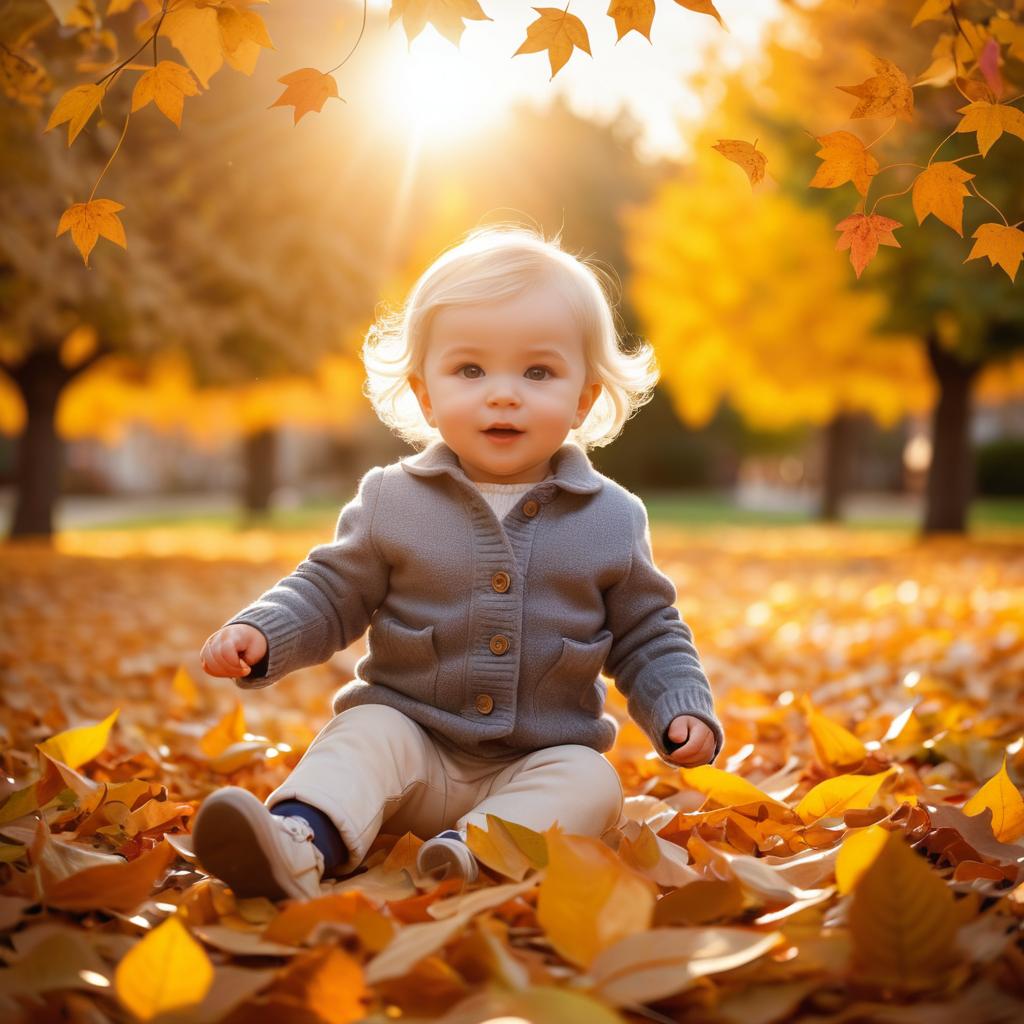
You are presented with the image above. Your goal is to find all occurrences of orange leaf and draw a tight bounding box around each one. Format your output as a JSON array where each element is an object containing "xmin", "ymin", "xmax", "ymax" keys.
[
  {"xmin": 809, "ymin": 130, "xmax": 879, "ymax": 197},
  {"xmin": 607, "ymin": 0, "xmax": 655, "ymax": 43},
  {"xmin": 45, "ymin": 840, "xmax": 176, "ymax": 912},
  {"xmin": 911, "ymin": 0, "xmax": 951, "ymax": 28},
  {"xmin": 711, "ymin": 138, "xmax": 767, "ymax": 188},
  {"xmin": 45, "ymin": 82, "xmax": 105, "ymax": 145},
  {"xmin": 513, "ymin": 7, "xmax": 592, "ymax": 79},
  {"xmin": 536, "ymin": 827, "xmax": 655, "ymax": 968},
  {"xmin": 965, "ymin": 222, "xmax": 1024, "ymax": 281},
  {"xmin": 911, "ymin": 162, "xmax": 975, "ymax": 235},
  {"xmin": 388, "ymin": 0, "xmax": 492, "ymax": 48},
  {"xmin": 266, "ymin": 944, "xmax": 368, "ymax": 1023},
  {"xmin": 800, "ymin": 694, "xmax": 869, "ymax": 768},
  {"xmin": 838, "ymin": 56, "xmax": 914, "ymax": 122},
  {"xmin": 674, "ymin": 0, "xmax": 726, "ymax": 30},
  {"xmin": 270, "ymin": 68, "xmax": 341, "ymax": 125},
  {"xmin": 131, "ymin": 60, "xmax": 199, "ymax": 127},
  {"xmin": 834, "ymin": 212, "xmax": 902, "ymax": 279},
  {"xmin": 199, "ymin": 700, "xmax": 246, "ymax": 758},
  {"xmin": 848, "ymin": 829, "xmax": 959, "ymax": 991},
  {"xmin": 56, "ymin": 200, "xmax": 127, "ymax": 266},
  {"xmin": 955, "ymin": 100, "xmax": 1024, "ymax": 157}
]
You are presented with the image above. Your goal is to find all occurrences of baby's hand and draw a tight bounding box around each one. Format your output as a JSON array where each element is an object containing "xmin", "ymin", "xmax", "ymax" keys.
[
  {"xmin": 200, "ymin": 624, "xmax": 267, "ymax": 678},
  {"xmin": 665, "ymin": 715, "xmax": 716, "ymax": 767}
]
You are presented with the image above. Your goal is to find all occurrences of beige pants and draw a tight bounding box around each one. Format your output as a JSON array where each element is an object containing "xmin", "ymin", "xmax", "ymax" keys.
[{"xmin": 266, "ymin": 703, "xmax": 626, "ymax": 875}]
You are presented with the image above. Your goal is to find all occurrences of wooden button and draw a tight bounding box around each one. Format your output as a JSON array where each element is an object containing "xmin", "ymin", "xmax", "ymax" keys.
[
  {"xmin": 491, "ymin": 571, "xmax": 511, "ymax": 593},
  {"xmin": 523, "ymin": 500, "xmax": 539, "ymax": 518},
  {"xmin": 489, "ymin": 634, "xmax": 510, "ymax": 656},
  {"xmin": 475, "ymin": 694, "xmax": 494, "ymax": 714}
]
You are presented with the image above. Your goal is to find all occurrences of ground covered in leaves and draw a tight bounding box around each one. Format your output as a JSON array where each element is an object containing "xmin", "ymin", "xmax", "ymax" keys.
[{"xmin": 1, "ymin": 525, "xmax": 1023, "ymax": 1023}]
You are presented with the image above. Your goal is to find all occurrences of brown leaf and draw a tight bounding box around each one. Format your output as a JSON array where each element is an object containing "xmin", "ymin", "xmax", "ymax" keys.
[
  {"xmin": 45, "ymin": 839, "xmax": 176, "ymax": 912},
  {"xmin": 834, "ymin": 212, "xmax": 902, "ymax": 278},
  {"xmin": 712, "ymin": 139, "xmax": 768, "ymax": 188},
  {"xmin": 838, "ymin": 56, "xmax": 914, "ymax": 122}
]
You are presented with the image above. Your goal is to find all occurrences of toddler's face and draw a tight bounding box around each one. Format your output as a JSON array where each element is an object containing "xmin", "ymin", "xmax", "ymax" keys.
[{"xmin": 409, "ymin": 284, "xmax": 601, "ymax": 484}]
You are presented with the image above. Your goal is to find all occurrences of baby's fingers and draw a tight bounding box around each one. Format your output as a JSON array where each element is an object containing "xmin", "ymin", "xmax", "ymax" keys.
[{"xmin": 667, "ymin": 731, "xmax": 716, "ymax": 767}]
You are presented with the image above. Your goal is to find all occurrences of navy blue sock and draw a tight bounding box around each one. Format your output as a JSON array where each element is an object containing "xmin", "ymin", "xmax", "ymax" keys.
[{"xmin": 270, "ymin": 799, "xmax": 347, "ymax": 873}]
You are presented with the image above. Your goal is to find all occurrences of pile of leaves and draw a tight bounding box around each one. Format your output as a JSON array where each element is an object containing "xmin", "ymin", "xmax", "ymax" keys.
[{"xmin": 1, "ymin": 526, "xmax": 1023, "ymax": 1022}]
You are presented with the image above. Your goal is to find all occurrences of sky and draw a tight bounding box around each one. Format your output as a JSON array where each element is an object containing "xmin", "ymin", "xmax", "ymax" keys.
[{"xmin": 361, "ymin": 0, "xmax": 785, "ymax": 161}]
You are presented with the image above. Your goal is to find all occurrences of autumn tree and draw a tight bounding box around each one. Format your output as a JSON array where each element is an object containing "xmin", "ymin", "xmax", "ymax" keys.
[
  {"xmin": 0, "ymin": 9, "xmax": 393, "ymax": 538},
  {"xmin": 681, "ymin": 0, "xmax": 1024, "ymax": 531}
]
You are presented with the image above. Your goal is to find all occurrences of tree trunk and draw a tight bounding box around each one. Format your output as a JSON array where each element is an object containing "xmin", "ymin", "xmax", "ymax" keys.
[
  {"xmin": 242, "ymin": 427, "xmax": 277, "ymax": 519},
  {"xmin": 923, "ymin": 333, "xmax": 980, "ymax": 535},
  {"xmin": 6, "ymin": 345, "xmax": 109, "ymax": 543},
  {"xmin": 8, "ymin": 350, "xmax": 69, "ymax": 541},
  {"xmin": 820, "ymin": 412, "xmax": 855, "ymax": 522}
]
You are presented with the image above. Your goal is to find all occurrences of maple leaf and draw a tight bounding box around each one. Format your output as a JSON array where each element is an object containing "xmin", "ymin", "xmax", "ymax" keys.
[
  {"xmin": 911, "ymin": 0, "xmax": 951, "ymax": 27},
  {"xmin": 838, "ymin": 56, "xmax": 914, "ymax": 122},
  {"xmin": 809, "ymin": 131, "xmax": 880, "ymax": 196},
  {"xmin": 673, "ymin": 0, "xmax": 726, "ymax": 30},
  {"xmin": 955, "ymin": 100, "xmax": 1024, "ymax": 157},
  {"xmin": 712, "ymin": 139, "xmax": 767, "ymax": 188},
  {"xmin": 270, "ymin": 68, "xmax": 341, "ymax": 125},
  {"xmin": 149, "ymin": 0, "xmax": 274, "ymax": 89},
  {"xmin": 607, "ymin": 0, "xmax": 655, "ymax": 43},
  {"xmin": 514, "ymin": 7, "xmax": 592, "ymax": 79},
  {"xmin": 911, "ymin": 162, "xmax": 975, "ymax": 236},
  {"xmin": 56, "ymin": 199, "xmax": 127, "ymax": 266},
  {"xmin": 131, "ymin": 60, "xmax": 199, "ymax": 127},
  {"xmin": 388, "ymin": 0, "xmax": 492, "ymax": 48},
  {"xmin": 45, "ymin": 82, "xmax": 105, "ymax": 145},
  {"xmin": 835, "ymin": 213, "xmax": 902, "ymax": 278},
  {"xmin": 965, "ymin": 222, "xmax": 1024, "ymax": 282}
]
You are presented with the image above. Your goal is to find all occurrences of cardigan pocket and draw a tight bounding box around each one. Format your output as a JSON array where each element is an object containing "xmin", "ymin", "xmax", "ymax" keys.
[
  {"xmin": 534, "ymin": 629, "xmax": 614, "ymax": 717},
  {"xmin": 367, "ymin": 614, "xmax": 439, "ymax": 694}
]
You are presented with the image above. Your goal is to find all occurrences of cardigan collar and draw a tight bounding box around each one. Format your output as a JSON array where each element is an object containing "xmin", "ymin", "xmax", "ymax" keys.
[{"xmin": 400, "ymin": 439, "xmax": 603, "ymax": 495}]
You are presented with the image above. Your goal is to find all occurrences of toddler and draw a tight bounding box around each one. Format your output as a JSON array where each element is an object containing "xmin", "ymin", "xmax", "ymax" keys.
[{"xmin": 193, "ymin": 225, "xmax": 725, "ymax": 901}]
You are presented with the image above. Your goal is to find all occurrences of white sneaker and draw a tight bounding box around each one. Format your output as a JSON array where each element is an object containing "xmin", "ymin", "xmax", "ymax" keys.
[
  {"xmin": 193, "ymin": 787, "xmax": 325, "ymax": 901},
  {"xmin": 417, "ymin": 828, "xmax": 479, "ymax": 884}
]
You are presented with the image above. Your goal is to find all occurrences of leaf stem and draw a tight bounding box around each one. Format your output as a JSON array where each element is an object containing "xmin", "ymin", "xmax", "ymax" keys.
[
  {"xmin": 97, "ymin": 0, "xmax": 169, "ymax": 86},
  {"xmin": 928, "ymin": 128, "xmax": 957, "ymax": 166},
  {"xmin": 864, "ymin": 122, "xmax": 895, "ymax": 149},
  {"xmin": 88, "ymin": 109, "xmax": 131, "ymax": 202},
  {"xmin": 967, "ymin": 181, "xmax": 1008, "ymax": 226},
  {"xmin": 327, "ymin": 0, "xmax": 368, "ymax": 76},
  {"xmin": 870, "ymin": 180, "xmax": 916, "ymax": 215}
]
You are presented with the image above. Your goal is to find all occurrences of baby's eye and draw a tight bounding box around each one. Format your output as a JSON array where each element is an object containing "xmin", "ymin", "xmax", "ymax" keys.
[
  {"xmin": 525, "ymin": 366, "xmax": 553, "ymax": 381},
  {"xmin": 457, "ymin": 364, "xmax": 483, "ymax": 379}
]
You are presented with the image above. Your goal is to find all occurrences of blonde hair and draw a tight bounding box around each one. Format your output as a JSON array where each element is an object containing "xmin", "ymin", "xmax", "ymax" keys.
[{"xmin": 362, "ymin": 223, "xmax": 659, "ymax": 451}]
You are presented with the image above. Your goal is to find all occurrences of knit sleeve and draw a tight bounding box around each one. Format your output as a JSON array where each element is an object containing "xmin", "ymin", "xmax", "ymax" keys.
[
  {"xmin": 602, "ymin": 495, "xmax": 724, "ymax": 766},
  {"xmin": 222, "ymin": 466, "xmax": 389, "ymax": 689}
]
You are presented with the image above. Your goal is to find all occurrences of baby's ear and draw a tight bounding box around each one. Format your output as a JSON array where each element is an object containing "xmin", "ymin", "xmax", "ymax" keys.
[
  {"xmin": 573, "ymin": 380, "xmax": 602, "ymax": 427},
  {"xmin": 408, "ymin": 373, "xmax": 435, "ymax": 427}
]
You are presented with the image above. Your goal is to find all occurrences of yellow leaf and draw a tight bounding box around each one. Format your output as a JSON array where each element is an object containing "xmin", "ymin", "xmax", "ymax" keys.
[
  {"xmin": 36, "ymin": 709, "xmax": 119, "ymax": 769},
  {"xmin": 911, "ymin": 161, "xmax": 975, "ymax": 235},
  {"xmin": 388, "ymin": 0, "xmax": 492, "ymax": 47},
  {"xmin": 677, "ymin": 763, "xmax": 789, "ymax": 811},
  {"xmin": 172, "ymin": 665, "xmax": 200, "ymax": 709},
  {"xmin": 513, "ymin": 7, "xmax": 592, "ymax": 80},
  {"xmin": 965, "ymin": 222, "xmax": 1024, "ymax": 282},
  {"xmin": 45, "ymin": 82, "xmax": 105, "ymax": 145},
  {"xmin": 153, "ymin": 2, "xmax": 223, "ymax": 89},
  {"xmin": 955, "ymin": 100, "xmax": 1024, "ymax": 156},
  {"xmin": 115, "ymin": 914, "xmax": 213, "ymax": 1022},
  {"xmin": 607, "ymin": 0, "xmax": 654, "ymax": 43},
  {"xmin": 835, "ymin": 212, "xmax": 902, "ymax": 280},
  {"xmin": 267, "ymin": 944, "xmax": 367, "ymax": 1023},
  {"xmin": 809, "ymin": 130, "xmax": 879, "ymax": 196},
  {"xmin": 801, "ymin": 695, "xmax": 869, "ymax": 768},
  {"xmin": 674, "ymin": 0, "xmax": 726, "ymax": 30},
  {"xmin": 56, "ymin": 200, "xmax": 127, "ymax": 266},
  {"xmin": 199, "ymin": 701, "xmax": 246, "ymax": 758},
  {"xmin": 848, "ymin": 829, "xmax": 959, "ymax": 991},
  {"xmin": 795, "ymin": 770, "xmax": 894, "ymax": 824},
  {"xmin": 269, "ymin": 68, "xmax": 341, "ymax": 125},
  {"xmin": 911, "ymin": 0, "xmax": 951, "ymax": 27},
  {"xmin": 536, "ymin": 827, "xmax": 655, "ymax": 968},
  {"xmin": 962, "ymin": 755, "xmax": 1024, "ymax": 842},
  {"xmin": 131, "ymin": 60, "xmax": 199, "ymax": 127},
  {"xmin": 711, "ymin": 139, "xmax": 767, "ymax": 188},
  {"xmin": 838, "ymin": 55, "xmax": 914, "ymax": 122},
  {"xmin": 466, "ymin": 814, "xmax": 538, "ymax": 880}
]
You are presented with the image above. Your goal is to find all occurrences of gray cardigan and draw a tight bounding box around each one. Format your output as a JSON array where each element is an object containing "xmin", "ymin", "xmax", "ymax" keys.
[{"xmin": 225, "ymin": 440, "xmax": 724, "ymax": 766}]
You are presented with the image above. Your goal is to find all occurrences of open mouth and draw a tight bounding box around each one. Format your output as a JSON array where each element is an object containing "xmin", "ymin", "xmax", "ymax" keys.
[{"xmin": 483, "ymin": 428, "xmax": 523, "ymax": 438}]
